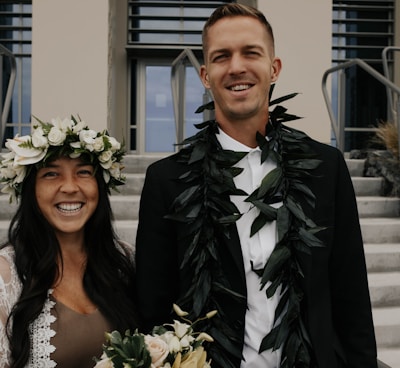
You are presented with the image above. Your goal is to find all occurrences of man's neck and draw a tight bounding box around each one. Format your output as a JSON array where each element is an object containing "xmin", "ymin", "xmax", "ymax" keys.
[{"xmin": 217, "ymin": 117, "xmax": 268, "ymax": 148}]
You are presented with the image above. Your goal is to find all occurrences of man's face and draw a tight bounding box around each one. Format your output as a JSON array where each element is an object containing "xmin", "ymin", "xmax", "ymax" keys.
[{"xmin": 200, "ymin": 16, "xmax": 281, "ymax": 125}]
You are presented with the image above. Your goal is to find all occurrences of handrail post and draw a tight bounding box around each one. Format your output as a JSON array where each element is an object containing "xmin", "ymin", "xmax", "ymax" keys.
[
  {"xmin": 0, "ymin": 44, "xmax": 16, "ymax": 148},
  {"xmin": 171, "ymin": 48, "xmax": 213, "ymax": 147}
]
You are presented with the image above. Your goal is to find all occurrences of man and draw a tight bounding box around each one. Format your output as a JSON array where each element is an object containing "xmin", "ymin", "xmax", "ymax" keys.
[{"xmin": 135, "ymin": 4, "xmax": 378, "ymax": 368}]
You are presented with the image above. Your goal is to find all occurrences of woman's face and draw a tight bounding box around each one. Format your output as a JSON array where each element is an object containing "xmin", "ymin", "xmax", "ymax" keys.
[{"xmin": 35, "ymin": 157, "xmax": 99, "ymax": 239}]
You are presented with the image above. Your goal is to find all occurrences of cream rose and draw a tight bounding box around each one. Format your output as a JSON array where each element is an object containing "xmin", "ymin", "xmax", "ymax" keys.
[
  {"xmin": 47, "ymin": 127, "xmax": 66, "ymax": 146},
  {"xmin": 144, "ymin": 335, "xmax": 169, "ymax": 368},
  {"xmin": 93, "ymin": 136, "xmax": 105, "ymax": 152}
]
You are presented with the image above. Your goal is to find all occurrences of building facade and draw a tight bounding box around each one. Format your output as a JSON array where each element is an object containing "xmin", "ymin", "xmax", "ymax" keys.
[{"xmin": 0, "ymin": 0, "xmax": 397, "ymax": 153}]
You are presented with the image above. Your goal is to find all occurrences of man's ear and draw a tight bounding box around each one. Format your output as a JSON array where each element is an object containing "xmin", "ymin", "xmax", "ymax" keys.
[
  {"xmin": 200, "ymin": 65, "xmax": 211, "ymax": 89},
  {"xmin": 271, "ymin": 57, "xmax": 282, "ymax": 83}
]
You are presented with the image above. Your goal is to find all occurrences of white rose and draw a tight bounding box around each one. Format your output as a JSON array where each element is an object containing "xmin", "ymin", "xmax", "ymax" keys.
[
  {"xmin": 93, "ymin": 136, "xmax": 105, "ymax": 152},
  {"xmin": 99, "ymin": 150, "xmax": 113, "ymax": 164},
  {"xmin": 144, "ymin": 335, "xmax": 169, "ymax": 368},
  {"xmin": 6, "ymin": 136, "xmax": 46, "ymax": 165},
  {"xmin": 108, "ymin": 162, "xmax": 122, "ymax": 179},
  {"xmin": 31, "ymin": 127, "xmax": 48, "ymax": 148},
  {"xmin": 47, "ymin": 127, "xmax": 66, "ymax": 146}
]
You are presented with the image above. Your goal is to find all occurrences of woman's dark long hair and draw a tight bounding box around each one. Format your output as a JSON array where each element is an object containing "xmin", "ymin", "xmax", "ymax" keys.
[{"xmin": 2, "ymin": 161, "xmax": 139, "ymax": 368}]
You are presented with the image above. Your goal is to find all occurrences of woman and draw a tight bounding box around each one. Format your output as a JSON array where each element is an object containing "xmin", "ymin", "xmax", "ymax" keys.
[{"xmin": 0, "ymin": 117, "xmax": 138, "ymax": 367}]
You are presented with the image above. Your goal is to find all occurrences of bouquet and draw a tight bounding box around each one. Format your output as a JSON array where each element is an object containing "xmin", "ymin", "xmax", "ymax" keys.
[{"xmin": 94, "ymin": 304, "xmax": 216, "ymax": 368}]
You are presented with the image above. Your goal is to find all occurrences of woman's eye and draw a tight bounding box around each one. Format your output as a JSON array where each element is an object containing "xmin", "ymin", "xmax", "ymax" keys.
[
  {"xmin": 78, "ymin": 169, "xmax": 94, "ymax": 176},
  {"xmin": 43, "ymin": 171, "xmax": 58, "ymax": 177}
]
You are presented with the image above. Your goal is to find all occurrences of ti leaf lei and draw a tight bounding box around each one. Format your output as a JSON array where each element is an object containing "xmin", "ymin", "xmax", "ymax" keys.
[{"xmin": 166, "ymin": 91, "xmax": 325, "ymax": 368}]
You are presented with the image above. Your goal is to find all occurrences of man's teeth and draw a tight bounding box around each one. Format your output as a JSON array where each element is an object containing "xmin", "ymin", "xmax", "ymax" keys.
[
  {"xmin": 57, "ymin": 203, "xmax": 83, "ymax": 212},
  {"xmin": 230, "ymin": 84, "xmax": 251, "ymax": 91}
]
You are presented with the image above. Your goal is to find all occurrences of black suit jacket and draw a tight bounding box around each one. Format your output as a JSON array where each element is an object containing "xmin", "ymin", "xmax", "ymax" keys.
[{"xmin": 135, "ymin": 136, "xmax": 377, "ymax": 368}]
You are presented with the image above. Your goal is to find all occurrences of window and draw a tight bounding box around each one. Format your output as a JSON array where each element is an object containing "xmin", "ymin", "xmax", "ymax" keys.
[
  {"xmin": 332, "ymin": 0, "xmax": 394, "ymax": 150},
  {"xmin": 127, "ymin": 0, "xmax": 233, "ymax": 153},
  {"xmin": 0, "ymin": 0, "xmax": 32, "ymax": 146}
]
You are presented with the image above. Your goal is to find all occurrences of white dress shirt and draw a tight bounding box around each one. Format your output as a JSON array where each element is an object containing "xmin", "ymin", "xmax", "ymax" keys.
[{"xmin": 216, "ymin": 128, "xmax": 282, "ymax": 368}]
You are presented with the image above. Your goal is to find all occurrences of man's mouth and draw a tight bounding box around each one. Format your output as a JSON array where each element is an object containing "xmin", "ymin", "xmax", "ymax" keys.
[{"xmin": 229, "ymin": 84, "xmax": 252, "ymax": 91}]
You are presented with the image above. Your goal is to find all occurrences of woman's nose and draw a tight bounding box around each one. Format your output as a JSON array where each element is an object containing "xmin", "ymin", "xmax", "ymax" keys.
[{"xmin": 60, "ymin": 175, "xmax": 79, "ymax": 192}]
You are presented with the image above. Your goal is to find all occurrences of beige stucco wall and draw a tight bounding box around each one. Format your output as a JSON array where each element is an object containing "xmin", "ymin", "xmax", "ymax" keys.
[
  {"xmin": 258, "ymin": 0, "xmax": 332, "ymax": 144},
  {"xmin": 31, "ymin": 0, "xmax": 333, "ymax": 147},
  {"xmin": 31, "ymin": 0, "xmax": 109, "ymax": 133}
]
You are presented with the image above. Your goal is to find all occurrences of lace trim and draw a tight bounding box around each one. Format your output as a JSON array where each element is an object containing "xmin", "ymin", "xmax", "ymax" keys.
[{"xmin": 28, "ymin": 290, "xmax": 57, "ymax": 367}]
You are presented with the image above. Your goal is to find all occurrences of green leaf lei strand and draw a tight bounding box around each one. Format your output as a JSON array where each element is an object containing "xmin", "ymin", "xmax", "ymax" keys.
[{"xmin": 167, "ymin": 92, "xmax": 325, "ymax": 368}]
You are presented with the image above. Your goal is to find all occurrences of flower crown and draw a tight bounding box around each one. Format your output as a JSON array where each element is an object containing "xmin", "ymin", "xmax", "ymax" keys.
[{"xmin": 0, "ymin": 116, "xmax": 125, "ymax": 202}]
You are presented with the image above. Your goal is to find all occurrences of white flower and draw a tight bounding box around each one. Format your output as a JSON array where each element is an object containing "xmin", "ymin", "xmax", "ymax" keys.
[
  {"xmin": 107, "ymin": 136, "xmax": 121, "ymax": 152},
  {"xmin": 79, "ymin": 129, "xmax": 97, "ymax": 151},
  {"xmin": 99, "ymin": 150, "xmax": 113, "ymax": 165},
  {"xmin": 51, "ymin": 117, "xmax": 73, "ymax": 132},
  {"xmin": 31, "ymin": 127, "xmax": 48, "ymax": 149},
  {"xmin": 167, "ymin": 336, "xmax": 181, "ymax": 354},
  {"xmin": 168, "ymin": 320, "xmax": 191, "ymax": 339},
  {"xmin": 108, "ymin": 162, "xmax": 123, "ymax": 180},
  {"xmin": 6, "ymin": 136, "xmax": 47, "ymax": 165},
  {"xmin": 47, "ymin": 127, "xmax": 66, "ymax": 146},
  {"xmin": 72, "ymin": 119, "xmax": 86, "ymax": 133},
  {"xmin": 93, "ymin": 136, "xmax": 105, "ymax": 152},
  {"xmin": 144, "ymin": 335, "xmax": 169, "ymax": 368}
]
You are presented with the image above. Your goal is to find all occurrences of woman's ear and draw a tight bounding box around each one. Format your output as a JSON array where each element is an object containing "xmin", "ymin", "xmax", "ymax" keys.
[
  {"xmin": 200, "ymin": 65, "xmax": 211, "ymax": 89},
  {"xmin": 271, "ymin": 57, "xmax": 282, "ymax": 83}
]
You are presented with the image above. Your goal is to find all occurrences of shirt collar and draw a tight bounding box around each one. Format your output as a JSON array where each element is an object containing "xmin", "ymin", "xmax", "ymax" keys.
[{"xmin": 216, "ymin": 126, "xmax": 261, "ymax": 153}]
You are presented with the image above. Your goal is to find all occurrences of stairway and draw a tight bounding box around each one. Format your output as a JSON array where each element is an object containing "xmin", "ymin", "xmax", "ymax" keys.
[
  {"xmin": 347, "ymin": 159, "xmax": 400, "ymax": 368},
  {"xmin": 0, "ymin": 154, "xmax": 399, "ymax": 366}
]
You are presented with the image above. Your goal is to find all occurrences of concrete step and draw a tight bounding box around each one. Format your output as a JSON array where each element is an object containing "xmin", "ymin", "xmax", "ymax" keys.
[
  {"xmin": 357, "ymin": 197, "xmax": 400, "ymax": 218},
  {"xmin": 352, "ymin": 176, "xmax": 384, "ymax": 196},
  {"xmin": 365, "ymin": 243, "xmax": 400, "ymax": 273},
  {"xmin": 115, "ymin": 173, "xmax": 145, "ymax": 195},
  {"xmin": 374, "ymin": 307, "xmax": 400, "ymax": 368},
  {"xmin": 113, "ymin": 219, "xmax": 137, "ymax": 244},
  {"xmin": 378, "ymin": 347, "xmax": 400, "ymax": 368},
  {"xmin": 373, "ymin": 307, "xmax": 400, "ymax": 348},
  {"xmin": 110, "ymin": 195, "xmax": 140, "ymax": 220},
  {"xmin": 369, "ymin": 272, "xmax": 400, "ymax": 308},
  {"xmin": 346, "ymin": 158, "xmax": 365, "ymax": 177},
  {"xmin": 122, "ymin": 155, "xmax": 166, "ymax": 174},
  {"xmin": 360, "ymin": 218, "xmax": 400, "ymax": 243}
]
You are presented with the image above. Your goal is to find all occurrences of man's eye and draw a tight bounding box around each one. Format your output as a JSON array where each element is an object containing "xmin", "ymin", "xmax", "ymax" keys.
[{"xmin": 213, "ymin": 54, "xmax": 227, "ymax": 62}]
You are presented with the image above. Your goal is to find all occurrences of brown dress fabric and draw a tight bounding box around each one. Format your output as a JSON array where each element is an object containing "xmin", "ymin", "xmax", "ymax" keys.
[{"xmin": 49, "ymin": 296, "xmax": 113, "ymax": 368}]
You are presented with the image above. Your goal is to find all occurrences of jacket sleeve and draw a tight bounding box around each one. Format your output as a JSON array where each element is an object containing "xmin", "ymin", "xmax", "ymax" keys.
[
  {"xmin": 329, "ymin": 149, "xmax": 378, "ymax": 367},
  {"xmin": 135, "ymin": 161, "xmax": 180, "ymax": 331}
]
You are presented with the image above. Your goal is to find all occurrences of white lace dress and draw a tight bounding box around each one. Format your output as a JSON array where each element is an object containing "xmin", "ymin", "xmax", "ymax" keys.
[{"xmin": 0, "ymin": 246, "xmax": 57, "ymax": 367}]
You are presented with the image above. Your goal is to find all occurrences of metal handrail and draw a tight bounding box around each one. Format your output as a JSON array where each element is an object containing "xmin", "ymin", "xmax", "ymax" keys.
[
  {"xmin": 0, "ymin": 44, "xmax": 16, "ymax": 147},
  {"xmin": 322, "ymin": 58, "xmax": 400, "ymax": 159},
  {"xmin": 382, "ymin": 46, "xmax": 400, "ymax": 123},
  {"xmin": 171, "ymin": 48, "xmax": 213, "ymax": 145}
]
